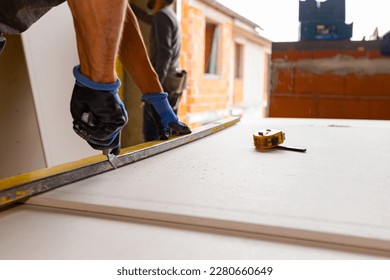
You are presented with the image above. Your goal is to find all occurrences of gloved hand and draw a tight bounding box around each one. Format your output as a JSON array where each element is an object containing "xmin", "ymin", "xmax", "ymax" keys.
[
  {"xmin": 142, "ymin": 93, "xmax": 191, "ymax": 140},
  {"xmin": 70, "ymin": 66, "xmax": 128, "ymax": 154}
]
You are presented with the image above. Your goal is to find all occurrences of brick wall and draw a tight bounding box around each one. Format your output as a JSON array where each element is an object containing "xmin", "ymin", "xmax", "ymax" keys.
[
  {"xmin": 179, "ymin": 0, "xmax": 233, "ymax": 126},
  {"xmin": 269, "ymin": 40, "xmax": 390, "ymax": 120}
]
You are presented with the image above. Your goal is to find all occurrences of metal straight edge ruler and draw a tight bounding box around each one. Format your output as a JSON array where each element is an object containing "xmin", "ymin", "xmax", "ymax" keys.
[{"xmin": 0, "ymin": 116, "xmax": 240, "ymax": 208}]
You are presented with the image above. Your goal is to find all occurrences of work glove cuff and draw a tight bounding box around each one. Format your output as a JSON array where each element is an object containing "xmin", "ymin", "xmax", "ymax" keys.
[
  {"xmin": 142, "ymin": 92, "xmax": 191, "ymax": 139},
  {"xmin": 73, "ymin": 65, "xmax": 121, "ymax": 93},
  {"xmin": 142, "ymin": 92, "xmax": 177, "ymax": 128}
]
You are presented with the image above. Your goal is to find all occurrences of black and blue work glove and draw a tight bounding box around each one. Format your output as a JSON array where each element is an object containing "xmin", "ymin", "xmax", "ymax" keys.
[
  {"xmin": 142, "ymin": 93, "xmax": 191, "ymax": 140},
  {"xmin": 70, "ymin": 66, "xmax": 128, "ymax": 155}
]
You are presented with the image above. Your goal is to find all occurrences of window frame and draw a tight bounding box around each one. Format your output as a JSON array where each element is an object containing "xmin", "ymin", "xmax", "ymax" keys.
[{"xmin": 204, "ymin": 20, "xmax": 222, "ymax": 77}]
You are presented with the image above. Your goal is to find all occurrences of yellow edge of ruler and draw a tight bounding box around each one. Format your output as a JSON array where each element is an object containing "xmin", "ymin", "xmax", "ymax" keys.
[{"xmin": 0, "ymin": 116, "xmax": 240, "ymax": 207}]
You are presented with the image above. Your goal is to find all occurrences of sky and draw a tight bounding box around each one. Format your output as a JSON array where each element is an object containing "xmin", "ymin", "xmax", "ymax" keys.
[{"xmin": 216, "ymin": 0, "xmax": 390, "ymax": 42}]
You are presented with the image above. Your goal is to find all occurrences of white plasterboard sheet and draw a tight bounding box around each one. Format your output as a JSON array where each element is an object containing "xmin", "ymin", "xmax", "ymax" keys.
[
  {"xmin": 21, "ymin": 3, "xmax": 99, "ymax": 167},
  {"xmin": 0, "ymin": 205, "xmax": 384, "ymax": 259},
  {"xmin": 27, "ymin": 118, "xmax": 390, "ymax": 253}
]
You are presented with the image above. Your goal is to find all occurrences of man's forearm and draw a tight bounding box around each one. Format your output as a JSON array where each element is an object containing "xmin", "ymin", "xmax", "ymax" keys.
[
  {"xmin": 67, "ymin": 0, "xmax": 127, "ymax": 83},
  {"xmin": 118, "ymin": 4, "xmax": 163, "ymax": 94}
]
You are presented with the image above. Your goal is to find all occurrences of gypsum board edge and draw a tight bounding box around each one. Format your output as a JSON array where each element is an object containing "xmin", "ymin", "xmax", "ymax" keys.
[{"xmin": 0, "ymin": 116, "xmax": 240, "ymax": 208}]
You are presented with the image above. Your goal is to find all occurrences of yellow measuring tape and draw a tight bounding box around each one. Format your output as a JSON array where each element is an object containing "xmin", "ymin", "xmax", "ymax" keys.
[
  {"xmin": 253, "ymin": 129, "xmax": 306, "ymax": 152},
  {"xmin": 253, "ymin": 129, "xmax": 285, "ymax": 149}
]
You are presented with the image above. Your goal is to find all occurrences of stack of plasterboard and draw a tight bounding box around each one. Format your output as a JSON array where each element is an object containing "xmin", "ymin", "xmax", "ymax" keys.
[{"xmin": 0, "ymin": 118, "xmax": 389, "ymax": 259}]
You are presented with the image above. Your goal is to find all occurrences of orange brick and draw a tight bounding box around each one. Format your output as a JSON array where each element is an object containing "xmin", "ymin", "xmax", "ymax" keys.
[
  {"xmin": 312, "ymin": 50, "xmax": 340, "ymax": 59},
  {"xmin": 188, "ymin": 103, "xmax": 208, "ymax": 114},
  {"xmin": 369, "ymin": 51, "xmax": 384, "ymax": 59},
  {"xmin": 205, "ymin": 94, "xmax": 226, "ymax": 103},
  {"xmin": 342, "ymin": 50, "xmax": 369, "ymax": 58},
  {"xmin": 271, "ymin": 52, "xmax": 287, "ymax": 60},
  {"xmin": 271, "ymin": 68, "xmax": 294, "ymax": 94},
  {"xmin": 188, "ymin": 103, "xmax": 227, "ymax": 113},
  {"xmin": 286, "ymin": 50, "xmax": 313, "ymax": 61},
  {"xmin": 294, "ymin": 68, "xmax": 345, "ymax": 95},
  {"xmin": 345, "ymin": 74, "xmax": 390, "ymax": 96},
  {"xmin": 268, "ymin": 95, "xmax": 317, "ymax": 118},
  {"xmin": 317, "ymin": 98, "xmax": 372, "ymax": 119},
  {"xmin": 370, "ymin": 99, "xmax": 390, "ymax": 120}
]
